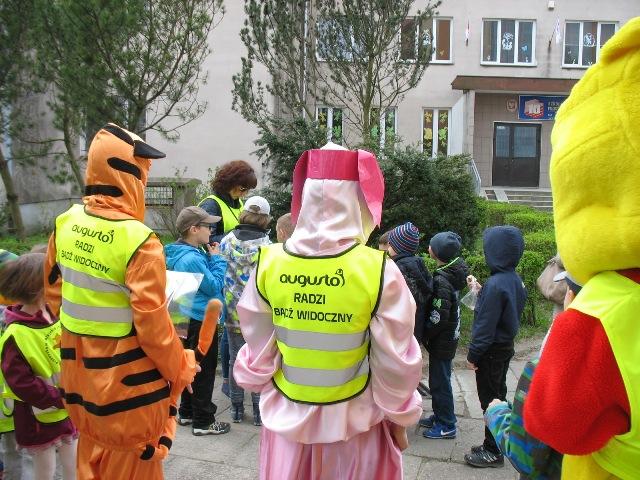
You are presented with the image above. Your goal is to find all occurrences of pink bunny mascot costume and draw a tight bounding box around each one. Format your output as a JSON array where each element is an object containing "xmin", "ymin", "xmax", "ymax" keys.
[{"xmin": 233, "ymin": 143, "xmax": 423, "ymax": 479}]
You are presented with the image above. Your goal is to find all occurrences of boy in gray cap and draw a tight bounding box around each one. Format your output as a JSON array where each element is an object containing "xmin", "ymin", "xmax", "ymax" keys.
[
  {"xmin": 420, "ymin": 231, "xmax": 469, "ymax": 440},
  {"xmin": 165, "ymin": 206, "xmax": 231, "ymax": 436}
]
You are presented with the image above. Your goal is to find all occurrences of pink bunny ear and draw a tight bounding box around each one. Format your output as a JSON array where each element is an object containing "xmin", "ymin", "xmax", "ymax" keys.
[{"xmin": 290, "ymin": 148, "xmax": 384, "ymax": 226}]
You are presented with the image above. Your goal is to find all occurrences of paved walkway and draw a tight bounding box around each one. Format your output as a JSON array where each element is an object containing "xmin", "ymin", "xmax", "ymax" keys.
[{"xmin": 165, "ymin": 337, "xmax": 543, "ymax": 479}]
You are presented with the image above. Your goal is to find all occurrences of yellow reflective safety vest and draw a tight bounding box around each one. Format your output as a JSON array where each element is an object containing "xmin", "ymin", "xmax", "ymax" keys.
[
  {"xmin": 0, "ymin": 321, "xmax": 68, "ymax": 424},
  {"xmin": 198, "ymin": 195, "xmax": 243, "ymax": 234},
  {"xmin": 55, "ymin": 204, "xmax": 153, "ymax": 338},
  {"xmin": 569, "ymin": 271, "xmax": 640, "ymax": 479},
  {"xmin": 255, "ymin": 243, "xmax": 385, "ymax": 404}
]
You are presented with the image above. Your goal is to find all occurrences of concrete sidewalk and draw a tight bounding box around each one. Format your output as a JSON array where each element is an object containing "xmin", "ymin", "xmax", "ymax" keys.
[{"xmin": 164, "ymin": 338, "xmax": 542, "ymax": 479}]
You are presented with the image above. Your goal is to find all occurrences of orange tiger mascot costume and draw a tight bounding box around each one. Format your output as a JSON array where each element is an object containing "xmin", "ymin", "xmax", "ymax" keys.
[{"xmin": 45, "ymin": 124, "xmax": 197, "ymax": 479}]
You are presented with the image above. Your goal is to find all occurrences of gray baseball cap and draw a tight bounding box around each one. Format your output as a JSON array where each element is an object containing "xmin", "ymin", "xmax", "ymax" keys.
[{"xmin": 176, "ymin": 206, "xmax": 221, "ymax": 233}]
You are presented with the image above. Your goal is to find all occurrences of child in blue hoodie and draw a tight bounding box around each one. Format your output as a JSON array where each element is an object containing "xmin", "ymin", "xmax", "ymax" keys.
[
  {"xmin": 165, "ymin": 206, "xmax": 230, "ymax": 436},
  {"xmin": 464, "ymin": 225, "xmax": 526, "ymax": 468}
]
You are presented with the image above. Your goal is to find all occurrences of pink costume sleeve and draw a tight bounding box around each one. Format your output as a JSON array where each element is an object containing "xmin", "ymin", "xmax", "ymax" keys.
[{"xmin": 233, "ymin": 260, "xmax": 423, "ymax": 444}]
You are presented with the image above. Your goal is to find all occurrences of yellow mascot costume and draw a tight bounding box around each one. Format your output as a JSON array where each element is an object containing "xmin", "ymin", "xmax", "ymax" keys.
[{"xmin": 523, "ymin": 18, "xmax": 640, "ymax": 479}]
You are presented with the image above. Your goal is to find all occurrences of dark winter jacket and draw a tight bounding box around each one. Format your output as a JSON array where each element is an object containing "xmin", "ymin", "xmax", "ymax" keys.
[
  {"xmin": 391, "ymin": 253, "xmax": 433, "ymax": 341},
  {"xmin": 200, "ymin": 191, "xmax": 242, "ymax": 244},
  {"xmin": 467, "ymin": 226, "xmax": 527, "ymax": 365},
  {"xmin": 424, "ymin": 257, "xmax": 469, "ymax": 359}
]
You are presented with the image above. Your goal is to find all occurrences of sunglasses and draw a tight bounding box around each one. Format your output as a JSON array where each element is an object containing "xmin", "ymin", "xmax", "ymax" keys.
[
  {"xmin": 198, "ymin": 223, "xmax": 215, "ymax": 230},
  {"xmin": 238, "ymin": 186, "xmax": 249, "ymax": 192}
]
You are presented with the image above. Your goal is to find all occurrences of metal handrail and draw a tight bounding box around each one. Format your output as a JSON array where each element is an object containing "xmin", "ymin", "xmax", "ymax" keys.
[{"xmin": 467, "ymin": 157, "xmax": 482, "ymax": 195}]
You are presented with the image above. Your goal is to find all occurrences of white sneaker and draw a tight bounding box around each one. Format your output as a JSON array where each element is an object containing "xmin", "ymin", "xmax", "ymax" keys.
[{"xmin": 192, "ymin": 421, "xmax": 231, "ymax": 436}]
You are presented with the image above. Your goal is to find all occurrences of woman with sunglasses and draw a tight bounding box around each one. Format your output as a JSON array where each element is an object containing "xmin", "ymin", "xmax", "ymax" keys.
[
  {"xmin": 199, "ymin": 160, "xmax": 257, "ymax": 245},
  {"xmin": 198, "ymin": 160, "xmax": 257, "ymax": 399}
]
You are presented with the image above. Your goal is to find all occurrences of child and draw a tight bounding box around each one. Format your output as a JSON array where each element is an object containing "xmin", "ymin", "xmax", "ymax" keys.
[
  {"xmin": 464, "ymin": 225, "xmax": 526, "ymax": 468},
  {"xmin": 0, "ymin": 253, "xmax": 77, "ymax": 479},
  {"xmin": 421, "ymin": 231, "xmax": 469, "ymax": 440},
  {"xmin": 165, "ymin": 206, "xmax": 231, "ymax": 436},
  {"xmin": 483, "ymin": 272, "xmax": 581, "ymax": 479},
  {"xmin": 275, "ymin": 212, "xmax": 294, "ymax": 243},
  {"xmin": 219, "ymin": 196, "xmax": 272, "ymax": 426},
  {"xmin": 378, "ymin": 230, "xmax": 390, "ymax": 251},
  {"xmin": 387, "ymin": 222, "xmax": 433, "ymax": 342}
]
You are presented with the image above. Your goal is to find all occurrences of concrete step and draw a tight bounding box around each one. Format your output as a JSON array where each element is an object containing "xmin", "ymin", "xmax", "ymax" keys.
[{"xmin": 505, "ymin": 194, "xmax": 553, "ymax": 201}]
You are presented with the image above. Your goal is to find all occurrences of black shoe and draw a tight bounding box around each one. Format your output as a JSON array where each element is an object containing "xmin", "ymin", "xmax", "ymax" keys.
[
  {"xmin": 470, "ymin": 444, "xmax": 484, "ymax": 454},
  {"xmin": 231, "ymin": 403, "xmax": 244, "ymax": 423},
  {"xmin": 464, "ymin": 446, "xmax": 504, "ymax": 468}
]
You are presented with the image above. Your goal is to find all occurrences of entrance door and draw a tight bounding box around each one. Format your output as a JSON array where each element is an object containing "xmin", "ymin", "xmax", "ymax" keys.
[{"xmin": 492, "ymin": 123, "xmax": 540, "ymax": 187}]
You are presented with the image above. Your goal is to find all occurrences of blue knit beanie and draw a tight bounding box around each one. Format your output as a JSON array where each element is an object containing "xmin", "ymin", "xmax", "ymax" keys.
[
  {"xmin": 429, "ymin": 231, "xmax": 462, "ymax": 262},
  {"xmin": 389, "ymin": 222, "xmax": 420, "ymax": 255}
]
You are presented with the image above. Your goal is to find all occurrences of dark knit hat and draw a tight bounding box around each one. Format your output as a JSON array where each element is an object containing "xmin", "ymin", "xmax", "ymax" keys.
[
  {"xmin": 429, "ymin": 231, "xmax": 462, "ymax": 263},
  {"xmin": 389, "ymin": 222, "xmax": 420, "ymax": 255}
]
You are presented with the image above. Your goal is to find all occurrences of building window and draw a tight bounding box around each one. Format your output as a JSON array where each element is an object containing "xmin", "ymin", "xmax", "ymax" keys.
[
  {"xmin": 371, "ymin": 108, "xmax": 397, "ymax": 148},
  {"xmin": 316, "ymin": 107, "xmax": 343, "ymax": 144},
  {"xmin": 422, "ymin": 108, "xmax": 449, "ymax": 156},
  {"xmin": 316, "ymin": 18, "xmax": 359, "ymax": 61},
  {"xmin": 563, "ymin": 21, "xmax": 617, "ymax": 67},
  {"xmin": 400, "ymin": 17, "xmax": 452, "ymax": 62},
  {"xmin": 482, "ymin": 19, "xmax": 535, "ymax": 65}
]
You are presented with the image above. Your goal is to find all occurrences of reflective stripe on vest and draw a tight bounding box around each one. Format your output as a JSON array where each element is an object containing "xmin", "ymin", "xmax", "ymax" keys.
[
  {"xmin": 198, "ymin": 195, "xmax": 242, "ymax": 234},
  {"xmin": 570, "ymin": 271, "xmax": 640, "ymax": 478},
  {"xmin": 0, "ymin": 398, "xmax": 14, "ymax": 433},
  {"xmin": 256, "ymin": 243, "xmax": 385, "ymax": 404},
  {"xmin": 55, "ymin": 204, "xmax": 152, "ymax": 337},
  {"xmin": 0, "ymin": 322, "xmax": 69, "ymax": 424}
]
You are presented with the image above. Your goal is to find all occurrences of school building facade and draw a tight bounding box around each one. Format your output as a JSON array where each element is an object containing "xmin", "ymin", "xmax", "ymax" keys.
[{"xmin": 148, "ymin": 0, "xmax": 638, "ymax": 192}]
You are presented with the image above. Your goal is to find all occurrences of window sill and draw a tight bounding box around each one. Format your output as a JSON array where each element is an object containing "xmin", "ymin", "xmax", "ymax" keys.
[
  {"xmin": 562, "ymin": 64, "xmax": 589, "ymax": 69},
  {"xmin": 430, "ymin": 60, "xmax": 453, "ymax": 64},
  {"xmin": 480, "ymin": 61, "xmax": 538, "ymax": 67}
]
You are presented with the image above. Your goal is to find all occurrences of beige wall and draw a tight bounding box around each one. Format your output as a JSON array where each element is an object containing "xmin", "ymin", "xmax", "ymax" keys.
[{"xmin": 146, "ymin": 1, "xmax": 271, "ymax": 188}]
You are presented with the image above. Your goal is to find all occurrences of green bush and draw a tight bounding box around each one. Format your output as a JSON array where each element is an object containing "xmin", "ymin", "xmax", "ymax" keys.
[
  {"xmin": 480, "ymin": 201, "xmax": 530, "ymax": 228},
  {"xmin": 524, "ymin": 230, "xmax": 556, "ymax": 262},
  {"xmin": 463, "ymin": 251, "xmax": 490, "ymax": 284},
  {"xmin": 504, "ymin": 211, "xmax": 554, "ymax": 235},
  {"xmin": 378, "ymin": 152, "xmax": 481, "ymax": 252},
  {"xmin": 516, "ymin": 250, "xmax": 547, "ymax": 326}
]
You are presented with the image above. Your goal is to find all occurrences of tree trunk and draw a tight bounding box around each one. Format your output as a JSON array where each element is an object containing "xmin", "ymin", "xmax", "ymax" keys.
[
  {"xmin": 0, "ymin": 147, "xmax": 25, "ymax": 239},
  {"xmin": 62, "ymin": 114, "xmax": 85, "ymax": 193}
]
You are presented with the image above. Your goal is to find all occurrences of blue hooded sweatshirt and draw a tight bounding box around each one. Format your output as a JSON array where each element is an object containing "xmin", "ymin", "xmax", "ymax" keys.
[
  {"xmin": 467, "ymin": 226, "xmax": 527, "ymax": 364},
  {"xmin": 165, "ymin": 241, "xmax": 227, "ymax": 322}
]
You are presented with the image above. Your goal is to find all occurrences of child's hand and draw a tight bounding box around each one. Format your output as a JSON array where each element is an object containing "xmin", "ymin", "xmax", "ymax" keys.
[
  {"xmin": 488, "ymin": 398, "xmax": 506, "ymax": 409},
  {"xmin": 466, "ymin": 275, "xmax": 481, "ymax": 292},
  {"xmin": 206, "ymin": 242, "xmax": 220, "ymax": 255},
  {"xmin": 466, "ymin": 360, "xmax": 478, "ymax": 371},
  {"xmin": 390, "ymin": 422, "xmax": 409, "ymax": 451}
]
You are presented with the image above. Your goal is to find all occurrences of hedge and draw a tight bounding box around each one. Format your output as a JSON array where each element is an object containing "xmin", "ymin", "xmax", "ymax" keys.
[
  {"xmin": 504, "ymin": 211, "xmax": 554, "ymax": 235},
  {"xmin": 524, "ymin": 230, "xmax": 556, "ymax": 263}
]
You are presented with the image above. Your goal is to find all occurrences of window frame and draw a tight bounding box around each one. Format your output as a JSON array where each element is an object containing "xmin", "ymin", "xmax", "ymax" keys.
[
  {"xmin": 315, "ymin": 106, "xmax": 344, "ymax": 144},
  {"xmin": 422, "ymin": 107, "xmax": 450, "ymax": 157},
  {"xmin": 371, "ymin": 107, "xmax": 398, "ymax": 149},
  {"xmin": 399, "ymin": 16, "xmax": 453, "ymax": 64},
  {"xmin": 562, "ymin": 20, "xmax": 618, "ymax": 68},
  {"xmin": 315, "ymin": 17, "xmax": 357, "ymax": 62},
  {"xmin": 480, "ymin": 18, "xmax": 537, "ymax": 66}
]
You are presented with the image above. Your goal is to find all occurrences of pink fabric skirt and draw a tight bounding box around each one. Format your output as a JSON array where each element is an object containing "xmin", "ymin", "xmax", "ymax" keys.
[{"xmin": 259, "ymin": 421, "xmax": 403, "ymax": 480}]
